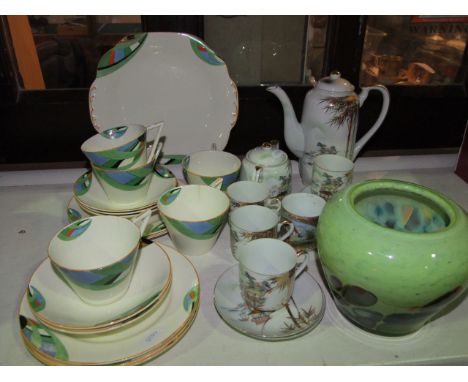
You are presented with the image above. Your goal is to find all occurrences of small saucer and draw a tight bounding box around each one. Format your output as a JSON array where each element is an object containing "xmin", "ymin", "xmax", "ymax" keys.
[
  {"xmin": 73, "ymin": 164, "xmax": 177, "ymax": 213},
  {"xmin": 214, "ymin": 265, "xmax": 325, "ymax": 341},
  {"xmin": 67, "ymin": 197, "xmax": 168, "ymax": 240},
  {"xmin": 27, "ymin": 242, "xmax": 171, "ymax": 334},
  {"xmin": 19, "ymin": 243, "xmax": 200, "ymax": 365}
]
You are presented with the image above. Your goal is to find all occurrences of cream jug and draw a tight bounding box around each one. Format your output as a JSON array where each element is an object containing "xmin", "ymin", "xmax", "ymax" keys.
[
  {"xmin": 240, "ymin": 142, "xmax": 291, "ymax": 198},
  {"xmin": 267, "ymin": 70, "xmax": 390, "ymax": 160}
]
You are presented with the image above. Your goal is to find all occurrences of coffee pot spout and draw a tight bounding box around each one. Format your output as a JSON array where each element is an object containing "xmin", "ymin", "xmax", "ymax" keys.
[{"xmin": 266, "ymin": 86, "xmax": 304, "ymax": 158}]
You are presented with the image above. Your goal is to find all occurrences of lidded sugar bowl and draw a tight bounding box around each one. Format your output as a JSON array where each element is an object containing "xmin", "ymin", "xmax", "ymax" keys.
[{"xmin": 240, "ymin": 142, "xmax": 292, "ymax": 198}]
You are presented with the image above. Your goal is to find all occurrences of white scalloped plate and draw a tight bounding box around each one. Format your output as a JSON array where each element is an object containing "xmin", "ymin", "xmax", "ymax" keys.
[{"xmin": 89, "ymin": 32, "xmax": 238, "ymax": 155}]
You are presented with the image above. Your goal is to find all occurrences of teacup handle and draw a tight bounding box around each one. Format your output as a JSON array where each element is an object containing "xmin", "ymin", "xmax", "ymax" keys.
[
  {"xmin": 294, "ymin": 250, "xmax": 310, "ymax": 279},
  {"xmin": 131, "ymin": 209, "xmax": 152, "ymax": 237},
  {"xmin": 146, "ymin": 141, "xmax": 163, "ymax": 165},
  {"xmin": 209, "ymin": 177, "xmax": 224, "ymax": 190},
  {"xmin": 264, "ymin": 197, "xmax": 281, "ymax": 214},
  {"xmin": 145, "ymin": 121, "xmax": 164, "ymax": 146},
  {"xmin": 277, "ymin": 220, "xmax": 294, "ymax": 241}
]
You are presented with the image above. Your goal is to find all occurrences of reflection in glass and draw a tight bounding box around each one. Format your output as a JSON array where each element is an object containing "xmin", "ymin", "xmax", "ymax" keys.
[
  {"xmin": 361, "ymin": 16, "xmax": 467, "ymax": 86},
  {"xmin": 27, "ymin": 16, "xmax": 142, "ymax": 89},
  {"xmin": 204, "ymin": 16, "xmax": 328, "ymax": 86}
]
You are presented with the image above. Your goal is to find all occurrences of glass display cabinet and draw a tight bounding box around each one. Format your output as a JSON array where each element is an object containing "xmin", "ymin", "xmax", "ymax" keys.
[{"xmin": 0, "ymin": 15, "xmax": 467, "ymax": 166}]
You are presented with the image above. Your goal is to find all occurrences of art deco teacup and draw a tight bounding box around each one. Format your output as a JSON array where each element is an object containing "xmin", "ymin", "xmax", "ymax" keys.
[
  {"xmin": 237, "ymin": 238, "xmax": 309, "ymax": 312},
  {"xmin": 182, "ymin": 150, "xmax": 241, "ymax": 191},
  {"xmin": 81, "ymin": 122, "xmax": 164, "ymax": 170},
  {"xmin": 157, "ymin": 184, "xmax": 230, "ymax": 256},
  {"xmin": 48, "ymin": 212, "xmax": 151, "ymax": 305},
  {"xmin": 92, "ymin": 141, "xmax": 163, "ymax": 205}
]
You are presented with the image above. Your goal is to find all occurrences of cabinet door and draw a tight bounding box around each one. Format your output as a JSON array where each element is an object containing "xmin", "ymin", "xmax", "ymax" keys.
[{"xmin": 327, "ymin": 16, "xmax": 468, "ymax": 157}]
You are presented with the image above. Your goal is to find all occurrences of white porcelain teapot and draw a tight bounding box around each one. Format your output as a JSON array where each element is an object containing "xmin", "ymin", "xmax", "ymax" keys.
[
  {"xmin": 267, "ymin": 70, "xmax": 390, "ymax": 160},
  {"xmin": 240, "ymin": 142, "xmax": 292, "ymax": 198}
]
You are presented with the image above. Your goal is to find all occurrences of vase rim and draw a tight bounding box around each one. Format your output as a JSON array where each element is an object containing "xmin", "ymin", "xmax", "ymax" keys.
[{"xmin": 347, "ymin": 179, "xmax": 460, "ymax": 236}]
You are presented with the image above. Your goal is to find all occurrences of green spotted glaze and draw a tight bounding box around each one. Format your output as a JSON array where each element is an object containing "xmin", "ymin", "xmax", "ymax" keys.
[{"xmin": 317, "ymin": 179, "xmax": 468, "ymax": 336}]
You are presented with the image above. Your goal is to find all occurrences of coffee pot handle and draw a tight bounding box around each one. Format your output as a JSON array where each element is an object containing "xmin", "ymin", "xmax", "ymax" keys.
[{"xmin": 355, "ymin": 84, "xmax": 390, "ymax": 160}]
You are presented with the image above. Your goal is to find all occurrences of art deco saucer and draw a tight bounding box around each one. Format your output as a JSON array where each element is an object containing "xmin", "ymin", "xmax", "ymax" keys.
[
  {"xmin": 73, "ymin": 164, "xmax": 177, "ymax": 214},
  {"xmin": 19, "ymin": 243, "xmax": 200, "ymax": 365},
  {"xmin": 214, "ymin": 264, "xmax": 325, "ymax": 341},
  {"xmin": 27, "ymin": 242, "xmax": 171, "ymax": 334},
  {"xmin": 66, "ymin": 197, "xmax": 168, "ymax": 240}
]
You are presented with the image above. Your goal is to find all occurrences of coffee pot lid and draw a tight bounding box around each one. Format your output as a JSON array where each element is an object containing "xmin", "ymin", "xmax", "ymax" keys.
[
  {"xmin": 316, "ymin": 70, "xmax": 355, "ymax": 92},
  {"xmin": 246, "ymin": 142, "xmax": 288, "ymax": 166}
]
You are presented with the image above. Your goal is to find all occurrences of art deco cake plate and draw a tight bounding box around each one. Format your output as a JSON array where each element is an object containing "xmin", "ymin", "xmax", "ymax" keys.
[{"xmin": 89, "ymin": 32, "xmax": 238, "ymax": 156}]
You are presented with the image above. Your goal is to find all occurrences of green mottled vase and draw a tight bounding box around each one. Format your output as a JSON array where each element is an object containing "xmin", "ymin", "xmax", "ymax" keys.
[{"xmin": 317, "ymin": 179, "xmax": 468, "ymax": 336}]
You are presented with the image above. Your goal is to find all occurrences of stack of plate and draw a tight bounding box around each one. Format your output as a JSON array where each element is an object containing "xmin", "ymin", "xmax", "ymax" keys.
[
  {"xmin": 19, "ymin": 32, "xmax": 239, "ymax": 364},
  {"xmin": 19, "ymin": 242, "xmax": 200, "ymax": 365},
  {"xmin": 68, "ymin": 165, "xmax": 178, "ymax": 240}
]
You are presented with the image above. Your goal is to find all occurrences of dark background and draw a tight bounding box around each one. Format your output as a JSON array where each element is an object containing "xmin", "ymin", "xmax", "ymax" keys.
[{"xmin": 1, "ymin": 16, "xmax": 467, "ymax": 169}]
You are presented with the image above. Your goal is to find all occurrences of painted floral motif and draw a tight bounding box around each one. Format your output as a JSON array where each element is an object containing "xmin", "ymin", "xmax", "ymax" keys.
[
  {"xmin": 312, "ymin": 171, "xmax": 351, "ymax": 201},
  {"xmin": 320, "ymin": 95, "xmax": 359, "ymax": 158},
  {"xmin": 229, "ymin": 297, "xmax": 320, "ymax": 336},
  {"xmin": 188, "ymin": 35, "xmax": 224, "ymax": 66},
  {"xmin": 27, "ymin": 286, "xmax": 46, "ymax": 313},
  {"xmin": 230, "ymin": 227, "xmax": 275, "ymax": 256},
  {"xmin": 284, "ymin": 215, "xmax": 318, "ymax": 244},
  {"xmin": 20, "ymin": 315, "xmax": 68, "ymax": 361},
  {"xmin": 239, "ymin": 269, "xmax": 294, "ymax": 311},
  {"xmin": 58, "ymin": 219, "xmax": 91, "ymax": 241},
  {"xmin": 97, "ymin": 33, "xmax": 148, "ymax": 77},
  {"xmin": 183, "ymin": 285, "xmax": 200, "ymax": 312}
]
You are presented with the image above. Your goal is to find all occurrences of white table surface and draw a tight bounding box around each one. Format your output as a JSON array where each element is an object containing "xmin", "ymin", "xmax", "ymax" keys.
[{"xmin": 1, "ymin": 154, "xmax": 467, "ymax": 366}]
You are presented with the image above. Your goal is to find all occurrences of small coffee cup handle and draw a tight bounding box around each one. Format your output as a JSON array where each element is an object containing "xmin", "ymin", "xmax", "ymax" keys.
[
  {"xmin": 264, "ymin": 197, "xmax": 281, "ymax": 213},
  {"xmin": 277, "ymin": 220, "xmax": 294, "ymax": 241},
  {"xmin": 294, "ymin": 250, "xmax": 310, "ymax": 279},
  {"xmin": 131, "ymin": 209, "xmax": 152, "ymax": 237},
  {"xmin": 209, "ymin": 177, "xmax": 224, "ymax": 190}
]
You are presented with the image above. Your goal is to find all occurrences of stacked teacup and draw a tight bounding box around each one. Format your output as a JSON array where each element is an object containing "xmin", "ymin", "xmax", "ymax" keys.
[{"xmin": 79, "ymin": 122, "xmax": 164, "ymax": 214}]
